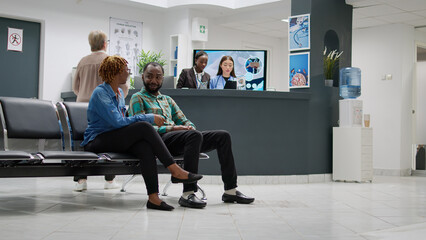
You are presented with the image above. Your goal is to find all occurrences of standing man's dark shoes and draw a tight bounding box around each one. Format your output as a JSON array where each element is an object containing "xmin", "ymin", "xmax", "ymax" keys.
[
  {"xmin": 222, "ymin": 191, "xmax": 254, "ymax": 204},
  {"xmin": 178, "ymin": 194, "xmax": 207, "ymax": 208}
]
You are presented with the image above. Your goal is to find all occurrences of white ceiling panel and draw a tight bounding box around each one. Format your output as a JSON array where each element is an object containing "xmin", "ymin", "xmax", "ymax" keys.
[
  {"xmin": 239, "ymin": 17, "xmax": 277, "ymax": 25},
  {"xmin": 405, "ymin": 18, "xmax": 426, "ymax": 27},
  {"xmin": 413, "ymin": 10, "xmax": 426, "ymax": 17},
  {"xmin": 383, "ymin": 0, "xmax": 426, "ymax": 12},
  {"xmin": 353, "ymin": 17, "xmax": 388, "ymax": 28},
  {"xmin": 253, "ymin": 20, "xmax": 288, "ymax": 30},
  {"xmin": 353, "ymin": 11, "xmax": 369, "ymax": 20},
  {"xmin": 230, "ymin": 24, "xmax": 270, "ymax": 33},
  {"xmin": 345, "ymin": 0, "xmax": 382, "ymax": 7},
  {"xmin": 260, "ymin": 30, "xmax": 287, "ymax": 38},
  {"xmin": 354, "ymin": 4, "xmax": 403, "ymax": 17},
  {"xmin": 222, "ymin": 21, "xmax": 247, "ymax": 28},
  {"xmin": 376, "ymin": 12, "xmax": 424, "ymax": 23},
  {"xmin": 97, "ymin": 0, "xmax": 426, "ymax": 37}
]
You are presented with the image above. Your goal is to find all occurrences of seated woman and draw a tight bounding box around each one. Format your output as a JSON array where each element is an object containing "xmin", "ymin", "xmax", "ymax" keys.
[
  {"xmin": 209, "ymin": 55, "xmax": 236, "ymax": 89},
  {"xmin": 81, "ymin": 55, "xmax": 202, "ymax": 211},
  {"xmin": 176, "ymin": 50, "xmax": 210, "ymax": 89}
]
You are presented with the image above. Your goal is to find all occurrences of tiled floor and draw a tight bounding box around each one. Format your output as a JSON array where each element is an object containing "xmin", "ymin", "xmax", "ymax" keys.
[{"xmin": 1, "ymin": 175, "xmax": 426, "ymax": 240}]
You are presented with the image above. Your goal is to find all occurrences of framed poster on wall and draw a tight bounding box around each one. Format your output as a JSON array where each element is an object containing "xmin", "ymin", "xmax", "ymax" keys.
[
  {"xmin": 289, "ymin": 52, "xmax": 310, "ymax": 88},
  {"xmin": 288, "ymin": 14, "xmax": 310, "ymax": 51},
  {"xmin": 109, "ymin": 17, "xmax": 143, "ymax": 76}
]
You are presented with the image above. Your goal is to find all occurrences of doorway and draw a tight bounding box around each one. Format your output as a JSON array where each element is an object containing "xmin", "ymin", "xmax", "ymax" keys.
[
  {"xmin": 413, "ymin": 43, "xmax": 426, "ymax": 176},
  {"xmin": 0, "ymin": 17, "xmax": 41, "ymax": 98}
]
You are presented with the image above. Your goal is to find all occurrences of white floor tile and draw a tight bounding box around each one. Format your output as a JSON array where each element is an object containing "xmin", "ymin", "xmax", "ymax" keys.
[{"xmin": 0, "ymin": 176, "xmax": 426, "ymax": 239}]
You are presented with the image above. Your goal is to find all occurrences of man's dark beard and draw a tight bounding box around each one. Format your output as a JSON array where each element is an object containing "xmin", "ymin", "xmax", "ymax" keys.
[{"xmin": 143, "ymin": 81, "xmax": 162, "ymax": 94}]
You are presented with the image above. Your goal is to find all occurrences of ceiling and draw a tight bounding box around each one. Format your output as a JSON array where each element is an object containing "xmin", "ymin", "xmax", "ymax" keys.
[
  {"xmin": 101, "ymin": 0, "xmax": 426, "ymax": 39},
  {"xmin": 349, "ymin": 0, "xmax": 426, "ymax": 31}
]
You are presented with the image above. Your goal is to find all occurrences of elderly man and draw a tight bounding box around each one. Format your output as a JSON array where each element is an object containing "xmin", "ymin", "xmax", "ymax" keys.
[{"xmin": 128, "ymin": 62, "xmax": 254, "ymax": 209}]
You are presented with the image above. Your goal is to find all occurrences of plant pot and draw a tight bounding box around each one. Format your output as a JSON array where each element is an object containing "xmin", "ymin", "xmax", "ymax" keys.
[{"xmin": 325, "ymin": 79, "xmax": 333, "ymax": 87}]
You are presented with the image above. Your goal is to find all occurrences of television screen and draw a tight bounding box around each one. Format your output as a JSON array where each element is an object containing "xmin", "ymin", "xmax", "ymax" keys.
[{"xmin": 193, "ymin": 49, "xmax": 267, "ymax": 91}]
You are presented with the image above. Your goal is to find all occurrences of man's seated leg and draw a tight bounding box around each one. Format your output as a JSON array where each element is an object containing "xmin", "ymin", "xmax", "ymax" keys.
[
  {"xmin": 201, "ymin": 130, "xmax": 254, "ymax": 204},
  {"xmin": 161, "ymin": 130, "xmax": 206, "ymax": 208}
]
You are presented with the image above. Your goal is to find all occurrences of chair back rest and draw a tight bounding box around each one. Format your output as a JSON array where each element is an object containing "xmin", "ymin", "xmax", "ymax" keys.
[
  {"xmin": 0, "ymin": 97, "xmax": 62, "ymax": 151},
  {"xmin": 57, "ymin": 102, "xmax": 88, "ymax": 151}
]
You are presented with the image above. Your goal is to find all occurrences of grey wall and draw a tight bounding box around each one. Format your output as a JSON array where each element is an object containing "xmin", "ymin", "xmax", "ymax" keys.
[{"xmin": 291, "ymin": 0, "xmax": 353, "ymax": 174}]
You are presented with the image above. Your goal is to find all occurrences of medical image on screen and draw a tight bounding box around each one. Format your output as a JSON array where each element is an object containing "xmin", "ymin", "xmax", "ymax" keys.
[{"xmin": 194, "ymin": 50, "xmax": 267, "ymax": 91}]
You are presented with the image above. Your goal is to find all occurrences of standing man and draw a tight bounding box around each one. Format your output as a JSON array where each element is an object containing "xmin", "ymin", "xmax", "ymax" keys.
[
  {"xmin": 128, "ymin": 62, "xmax": 254, "ymax": 208},
  {"xmin": 72, "ymin": 30, "xmax": 128, "ymax": 191}
]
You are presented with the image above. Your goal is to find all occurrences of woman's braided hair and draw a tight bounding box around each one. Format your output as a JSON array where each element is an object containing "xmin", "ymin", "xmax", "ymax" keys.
[{"xmin": 99, "ymin": 55, "xmax": 128, "ymax": 84}]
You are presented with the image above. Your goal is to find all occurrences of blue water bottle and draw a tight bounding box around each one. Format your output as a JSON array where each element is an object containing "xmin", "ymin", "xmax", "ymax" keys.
[
  {"xmin": 339, "ymin": 67, "xmax": 361, "ymax": 99},
  {"xmin": 174, "ymin": 64, "xmax": 177, "ymax": 77}
]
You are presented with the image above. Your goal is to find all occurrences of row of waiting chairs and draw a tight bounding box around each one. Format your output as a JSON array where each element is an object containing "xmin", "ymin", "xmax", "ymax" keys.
[{"xmin": 0, "ymin": 97, "xmax": 208, "ymax": 197}]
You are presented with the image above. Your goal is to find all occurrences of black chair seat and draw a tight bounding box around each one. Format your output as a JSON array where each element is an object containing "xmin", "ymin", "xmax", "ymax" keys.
[
  {"xmin": 99, "ymin": 152, "xmax": 139, "ymax": 162},
  {"xmin": 37, "ymin": 151, "xmax": 100, "ymax": 161},
  {"xmin": 0, "ymin": 151, "xmax": 34, "ymax": 160}
]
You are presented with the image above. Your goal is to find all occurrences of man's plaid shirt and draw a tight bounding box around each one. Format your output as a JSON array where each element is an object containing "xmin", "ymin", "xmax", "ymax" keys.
[{"xmin": 128, "ymin": 89, "xmax": 196, "ymax": 134}]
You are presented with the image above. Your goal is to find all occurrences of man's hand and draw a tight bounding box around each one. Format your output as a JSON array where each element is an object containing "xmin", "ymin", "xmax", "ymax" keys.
[
  {"xmin": 153, "ymin": 114, "xmax": 166, "ymax": 126},
  {"xmin": 172, "ymin": 125, "xmax": 194, "ymax": 131}
]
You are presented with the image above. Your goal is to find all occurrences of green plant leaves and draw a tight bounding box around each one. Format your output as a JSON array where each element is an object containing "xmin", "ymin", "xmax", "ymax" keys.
[{"xmin": 137, "ymin": 49, "xmax": 167, "ymax": 74}]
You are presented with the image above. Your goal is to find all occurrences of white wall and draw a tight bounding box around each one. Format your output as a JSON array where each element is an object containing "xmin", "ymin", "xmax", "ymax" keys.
[
  {"xmin": 352, "ymin": 24, "xmax": 415, "ymax": 174},
  {"xmin": 1, "ymin": 0, "xmax": 165, "ymax": 101},
  {"xmin": 1, "ymin": 0, "xmax": 288, "ymax": 100}
]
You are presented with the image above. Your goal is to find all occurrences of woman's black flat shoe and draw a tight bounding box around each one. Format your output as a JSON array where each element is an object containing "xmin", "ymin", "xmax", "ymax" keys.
[
  {"xmin": 146, "ymin": 201, "xmax": 174, "ymax": 211},
  {"xmin": 171, "ymin": 172, "xmax": 203, "ymax": 184}
]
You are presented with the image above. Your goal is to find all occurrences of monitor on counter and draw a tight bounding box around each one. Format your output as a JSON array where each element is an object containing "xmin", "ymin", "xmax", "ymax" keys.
[{"xmin": 193, "ymin": 49, "xmax": 267, "ymax": 91}]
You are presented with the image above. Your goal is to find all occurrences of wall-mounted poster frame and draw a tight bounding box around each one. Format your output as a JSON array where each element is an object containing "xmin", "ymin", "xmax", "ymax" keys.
[
  {"xmin": 289, "ymin": 52, "xmax": 310, "ymax": 89},
  {"xmin": 288, "ymin": 14, "xmax": 310, "ymax": 51},
  {"xmin": 109, "ymin": 17, "xmax": 143, "ymax": 76}
]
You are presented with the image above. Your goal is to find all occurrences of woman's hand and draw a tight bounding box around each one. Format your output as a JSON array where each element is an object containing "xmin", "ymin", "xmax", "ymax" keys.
[{"xmin": 153, "ymin": 114, "xmax": 166, "ymax": 126}]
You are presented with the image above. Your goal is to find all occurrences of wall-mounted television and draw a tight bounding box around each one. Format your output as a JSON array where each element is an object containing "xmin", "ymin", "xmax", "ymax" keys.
[{"xmin": 193, "ymin": 49, "xmax": 267, "ymax": 91}]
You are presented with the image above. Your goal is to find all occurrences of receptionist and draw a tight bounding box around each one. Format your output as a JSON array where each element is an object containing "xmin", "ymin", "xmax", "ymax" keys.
[
  {"xmin": 176, "ymin": 51, "xmax": 210, "ymax": 89},
  {"xmin": 209, "ymin": 56, "xmax": 236, "ymax": 89}
]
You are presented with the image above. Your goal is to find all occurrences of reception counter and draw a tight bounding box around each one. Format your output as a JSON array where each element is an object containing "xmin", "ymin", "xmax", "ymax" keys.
[{"xmin": 61, "ymin": 88, "xmax": 338, "ymax": 176}]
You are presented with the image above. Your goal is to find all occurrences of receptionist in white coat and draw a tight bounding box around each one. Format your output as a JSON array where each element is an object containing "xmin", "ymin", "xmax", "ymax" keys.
[{"xmin": 209, "ymin": 56, "xmax": 236, "ymax": 89}]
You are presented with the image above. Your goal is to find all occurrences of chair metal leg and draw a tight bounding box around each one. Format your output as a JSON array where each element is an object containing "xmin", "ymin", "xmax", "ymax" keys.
[
  {"xmin": 197, "ymin": 184, "xmax": 207, "ymax": 200},
  {"xmin": 161, "ymin": 180, "xmax": 172, "ymax": 196},
  {"xmin": 121, "ymin": 174, "xmax": 138, "ymax": 192}
]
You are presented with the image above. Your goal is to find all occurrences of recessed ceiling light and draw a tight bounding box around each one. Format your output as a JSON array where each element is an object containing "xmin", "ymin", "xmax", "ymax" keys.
[{"xmin": 281, "ymin": 19, "xmax": 288, "ymax": 22}]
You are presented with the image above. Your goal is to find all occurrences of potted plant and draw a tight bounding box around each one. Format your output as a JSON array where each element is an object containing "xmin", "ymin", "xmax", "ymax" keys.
[
  {"xmin": 137, "ymin": 49, "xmax": 166, "ymax": 75},
  {"xmin": 129, "ymin": 50, "xmax": 166, "ymax": 89},
  {"xmin": 323, "ymin": 47, "xmax": 343, "ymax": 87}
]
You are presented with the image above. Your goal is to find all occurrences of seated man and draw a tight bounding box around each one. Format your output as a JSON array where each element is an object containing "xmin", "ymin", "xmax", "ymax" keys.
[{"xmin": 128, "ymin": 62, "xmax": 254, "ymax": 208}]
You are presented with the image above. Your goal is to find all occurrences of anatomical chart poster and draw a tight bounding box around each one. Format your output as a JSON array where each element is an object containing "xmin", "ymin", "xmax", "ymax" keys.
[{"xmin": 109, "ymin": 17, "xmax": 143, "ymax": 76}]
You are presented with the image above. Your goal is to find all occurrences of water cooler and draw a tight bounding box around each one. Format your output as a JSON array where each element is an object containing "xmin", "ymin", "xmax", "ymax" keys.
[
  {"xmin": 333, "ymin": 67, "xmax": 373, "ymax": 182},
  {"xmin": 339, "ymin": 99, "xmax": 362, "ymax": 127}
]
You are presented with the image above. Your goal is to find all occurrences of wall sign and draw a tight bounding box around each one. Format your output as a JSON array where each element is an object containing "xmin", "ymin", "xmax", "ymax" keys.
[{"xmin": 7, "ymin": 27, "xmax": 23, "ymax": 52}]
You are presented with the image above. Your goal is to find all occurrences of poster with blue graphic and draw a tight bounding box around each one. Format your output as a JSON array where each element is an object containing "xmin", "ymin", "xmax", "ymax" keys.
[
  {"xmin": 289, "ymin": 52, "xmax": 309, "ymax": 88},
  {"xmin": 288, "ymin": 14, "xmax": 310, "ymax": 51}
]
